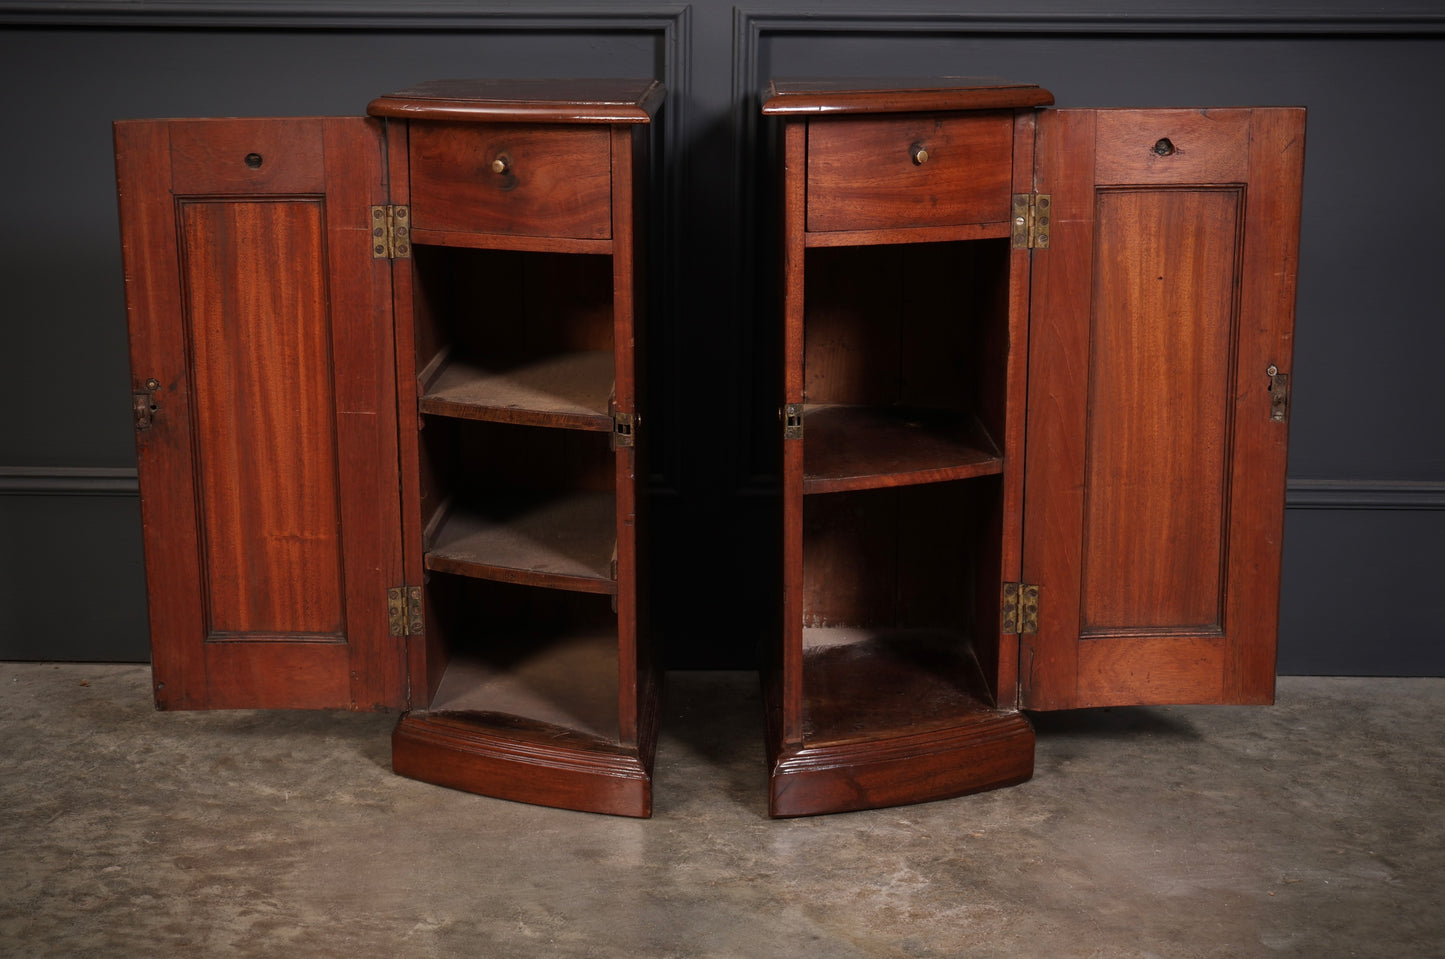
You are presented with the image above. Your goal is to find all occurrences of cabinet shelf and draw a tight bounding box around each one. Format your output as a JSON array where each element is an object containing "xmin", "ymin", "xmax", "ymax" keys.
[
  {"xmin": 802, "ymin": 627, "xmax": 995, "ymax": 745},
  {"xmin": 422, "ymin": 627, "xmax": 620, "ymax": 742},
  {"xmin": 419, "ymin": 350, "xmax": 614, "ymax": 431},
  {"xmin": 424, "ymin": 491, "xmax": 617, "ymax": 594},
  {"xmin": 802, "ymin": 404, "xmax": 1002, "ymax": 495}
]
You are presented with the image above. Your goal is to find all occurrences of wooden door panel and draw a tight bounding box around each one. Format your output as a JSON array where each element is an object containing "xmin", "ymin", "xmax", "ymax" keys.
[
  {"xmin": 1081, "ymin": 187, "xmax": 1239, "ymax": 634},
  {"xmin": 1022, "ymin": 107, "xmax": 1304, "ymax": 710},
  {"xmin": 179, "ymin": 198, "xmax": 346, "ymax": 639},
  {"xmin": 116, "ymin": 117, "xmax": 405, "ymax": 711}
]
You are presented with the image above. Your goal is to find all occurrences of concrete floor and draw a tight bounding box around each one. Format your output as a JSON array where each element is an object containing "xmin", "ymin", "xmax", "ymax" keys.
[{"xmin": 2, "ymin": 664, "xmax": 1441, "ymax": 958}]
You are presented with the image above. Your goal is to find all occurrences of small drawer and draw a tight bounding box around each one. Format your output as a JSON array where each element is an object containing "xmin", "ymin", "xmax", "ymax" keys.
[
  {"xmin": 408, "ymin": 123, "xmax": 612, "ymax": 240},
  {"xmin": 806, "ymin": 113, "xmax": 1014, "ymax": 234}
]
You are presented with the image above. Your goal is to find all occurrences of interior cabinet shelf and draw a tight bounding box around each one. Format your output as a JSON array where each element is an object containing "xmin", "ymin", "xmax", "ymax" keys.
[
  {"xmin": 802, "ymin": 404, "xmax": 1002, "ymax": 495},
  {"xmin": 419, "ymin": 350, "xmax": 615, "ymax": 431},
  {"xmin": 802, "ymin": 627, "xmax": 993, "ymax": 745},
  {"xmin": 423, "ymin": 492, "xmax": 617, "ymax": 594},
  {"xmin": 425, "ymin": 628, "xmax": 621, "ymax": 742}
]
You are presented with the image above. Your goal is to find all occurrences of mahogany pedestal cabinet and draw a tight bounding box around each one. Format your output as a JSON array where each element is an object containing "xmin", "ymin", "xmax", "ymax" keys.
[
  {"xmin": 763, "ymin": 79, "xmax": 1304, "ymax": 817},
  {"xmin": 116, "ymin": 80, "xmax": 663, "ymax": 817}
]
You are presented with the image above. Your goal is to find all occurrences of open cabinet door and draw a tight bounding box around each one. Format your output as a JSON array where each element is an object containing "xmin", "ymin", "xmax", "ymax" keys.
[
  {"xmin": 116, "ymin": 117, "xmax": 406, "ymax": 710},
  {"xmin": 1021, "ymin": 107, "xmax": 1304, "ymax": 710}
]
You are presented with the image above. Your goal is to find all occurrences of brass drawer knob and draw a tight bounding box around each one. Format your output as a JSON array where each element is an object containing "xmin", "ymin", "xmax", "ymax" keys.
[
  {"xmin": 910, "ymin": 144, "xmax": 929, "ymax": 165},
  {"xmin": 491, "ymin": 155, "xmax": 511, "ymax": 175}
]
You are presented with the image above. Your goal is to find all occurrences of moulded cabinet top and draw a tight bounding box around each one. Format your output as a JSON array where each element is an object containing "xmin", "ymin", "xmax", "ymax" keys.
[
  {"xmin": 367, "ymin": 78, "xmax": 664, "ymax": 124},
  {"xmin": 762, "ymin": 77, "xmax": 1054, "ymax": 115}
]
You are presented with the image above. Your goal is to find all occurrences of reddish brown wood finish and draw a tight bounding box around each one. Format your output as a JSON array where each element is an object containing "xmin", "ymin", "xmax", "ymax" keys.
[
  {"xmin": 1021, "ymin": 107, "xmax": 1304, "ymax": 710},
  {"xmin": 805, "ymin": 113, "xmax": 1014, "ymax": 233},
  {"xmin": 609, "ymin": 122, "xmax": 646, "ymax": 747},
  {"xmin": 386, "ymin": 84, "xmax": 659, "ymax": 816},
  {"xmin": 392, "ymin": 707, "xmax": 655, "ymax": 818},
  {"xmin": 423, "ymin": 491, "xmax": 619, "ymax": 593},
  {"xmin": 767, "ymin": 83, "xmax": 1042, "ymax": 817},
  {"xmin": 802, "ymin": 405, "xmax": 1001, "ymax": 495},
  {"xmin": 116, "ymin": 117, "xmax": 405, "ymax": 711},
  {"xmin": 408, "ymin": 123, "xmax": 612, "ymax": 240},
  {"xmin": 180, "ymin": 199, "xmax": 344, "ymax": 638},
  {"xmin": 368, "ymin": 78, "xmax": 664, "ymax": 125},
  {"xmin": 979, "ymin": 107, "xmax": 1041, "ymax": 711},
  {"xmin": 779, "ymin": 119, "xmax": 808, "ymax": 747},
  {"xmin": 769, "ymin": 711, "xmax": 1034, "ymax": 818},
  {"xmin": 1083, "ymin": 188, "xmax": 1239, "ymax": 631},
  {"xmin": 406, "ymin": 229, "xmax": 612, "ymax": 255},
  {"xmin": 763, "ymin": 78, "xmax": 1054, "ymax": 115},
  {"xmin": 419, "ymin": 351, "xmax": 615, "ymax": 431},
  {"xmin": 803, "ymin": 221, "xmax": 1012, "ymax": 249}
]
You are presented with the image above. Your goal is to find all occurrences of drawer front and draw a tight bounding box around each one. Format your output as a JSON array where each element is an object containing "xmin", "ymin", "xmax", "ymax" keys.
[
  {"xmin": 409, "ymin": 123, "xmax": 612, "ymax": 239},
  {"xmin": 806, "ymin": 113, "xmax": 1014, "ymax": 233}
]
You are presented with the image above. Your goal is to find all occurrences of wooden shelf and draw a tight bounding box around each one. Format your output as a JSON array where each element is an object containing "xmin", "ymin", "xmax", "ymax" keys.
[
  {"xmin": 803, "ymin": 405, "xmax": 1002, "ymax": 495},
  {"xmin": 393, "ymin": 610, "xmax": 655, "ymax": 818},
  {"xmin": 422, "ymin": 628, "xmax": 620, "ymax": 742},
  {"xmin": 424, "ymin": 491, "xmax": 617, "ymax": 594},
  {"xmin": 802, "ymin": 626, "xmax": 995, "ymax": 745},
  {"xmin": 420, "ymin": 351, "xmax": 615, "ymax": 431},
  {"xmin": 766, "ymin": 626, "xmax": 1035, "ymax": 817}
]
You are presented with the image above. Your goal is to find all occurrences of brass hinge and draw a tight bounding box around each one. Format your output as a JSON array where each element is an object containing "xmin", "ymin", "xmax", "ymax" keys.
[
  {"xmin": 1267, "ymin": 365, "xmax": 1290, "ymax": 424},
  {"xmin": 370, "ymin": 205, "xmax": 411, "ymax": 259},
  {"xmin": 782, "ymin": 404, "xmax": 803, "ymax": 440},
  {"xmin": 613, "ymin": 411, "xmax": 636, "ymax": 448},
  {"xmin": 1010, "ymin": 194, "xmax": 1052, "ymax": 250},
  {"xmin": 1002, "ymin": 582, "xmax": 1040, "ymax": 635},
  {"xmin": 132, "ymin": 378, "xmax": 160, "ymax": 432},
  {"xmin": 387, "ymin": 586, "xmax": 424, "ymax": 637}
]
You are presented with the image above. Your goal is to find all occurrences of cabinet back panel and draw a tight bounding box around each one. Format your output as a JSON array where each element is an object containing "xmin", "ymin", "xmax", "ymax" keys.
[
  {"xmin": 802, "ymin": 242, "xmax": 1004, "ymax": 412},
  {"xmin": 413, "ymin": 247, "xmax": 614, "ymax": 368},
  {"xmin": 178, "ymin": 199, "xmax": 345, "ymax": 637},
  {"xmin": 802, "ymin": 482, "xmax": 987, "ymax": 630},
  {"xmin": 1081, "ymin": 188, "xmax": 1240, "ymax": 633},
  {"xmin": 449, "ymin": 419, "xmax": 616, "ymax": 494}
]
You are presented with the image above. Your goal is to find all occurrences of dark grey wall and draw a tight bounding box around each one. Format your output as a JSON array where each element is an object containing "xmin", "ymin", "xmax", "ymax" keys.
[{"xmin": 2, "ymin": 1, "xmax": 1441, "ymax": 674}]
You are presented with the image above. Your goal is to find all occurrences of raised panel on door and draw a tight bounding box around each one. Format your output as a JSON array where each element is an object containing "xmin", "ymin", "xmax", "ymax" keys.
[
  {"xmin": 1021, "ymin": 107, "xmax": 1304, "ymax": 710},
  {"xmin": 115, "ymin": 116, "xmax": 405, "ymax": 710}
]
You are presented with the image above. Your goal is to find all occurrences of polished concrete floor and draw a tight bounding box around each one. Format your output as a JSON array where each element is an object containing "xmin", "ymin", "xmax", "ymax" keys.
[{"xmin": 2, "ymin": 664, "xmax": 1441, "ymax": 958}]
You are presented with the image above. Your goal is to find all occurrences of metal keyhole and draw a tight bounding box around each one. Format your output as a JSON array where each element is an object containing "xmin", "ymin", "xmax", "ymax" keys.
[
  {"xmin": 1152, "ymin": 138, "xmax": 1176, "ymax": 157},
  {"xmin": 244, "ymin": 153, "xmax": 264, "ymax": 169}
]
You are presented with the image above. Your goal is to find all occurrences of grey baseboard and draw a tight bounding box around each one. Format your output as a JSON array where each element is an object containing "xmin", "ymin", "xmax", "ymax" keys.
[
  {"xmin": 1286, "ymin": 479, "xmax": 1445, "ymax": 510},
  {"xmin": 0, "ymin": 467, "xmax": 139, "ymax": 497}
]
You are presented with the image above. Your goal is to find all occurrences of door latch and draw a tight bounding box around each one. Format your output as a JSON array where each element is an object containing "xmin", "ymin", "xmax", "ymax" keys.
[
  {"xmin": 133, "ymin": 378, "xmax": 160, "ymax": 431},
  {"xmin": 1267, "ymin": 365, "xmax": 1290, "ymax": 423}
]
